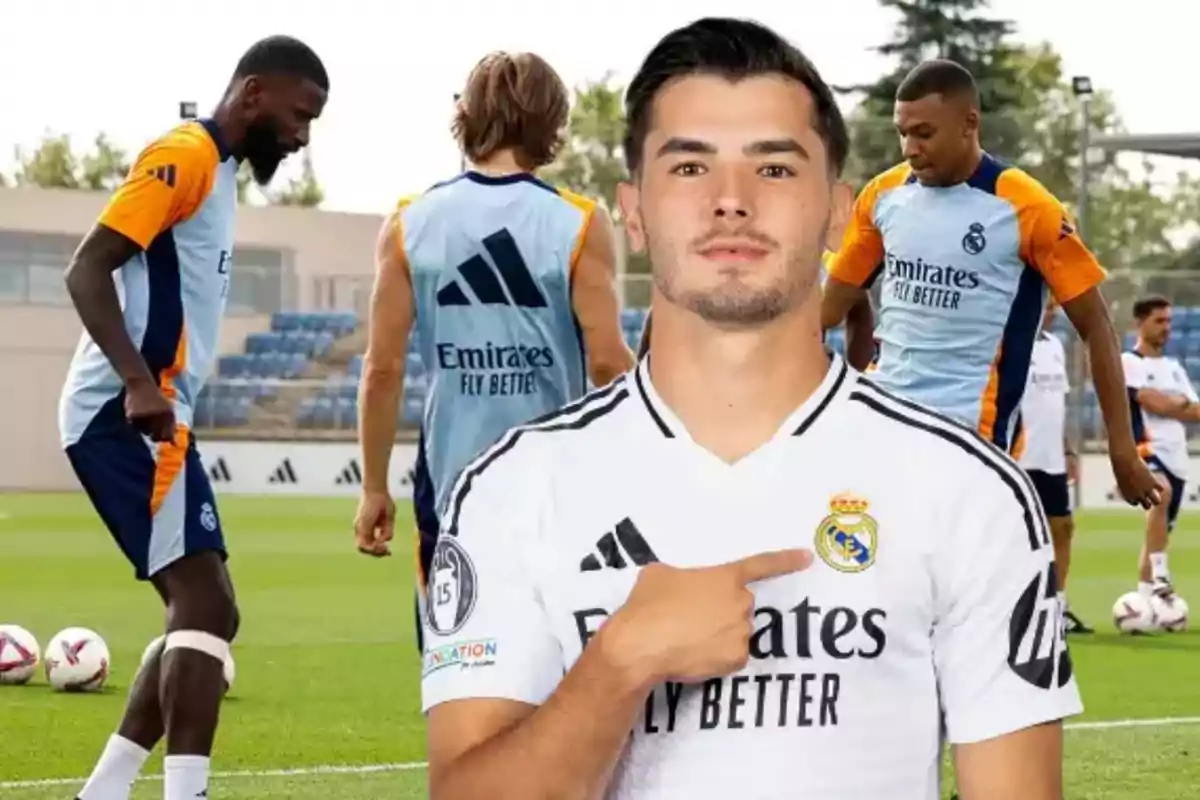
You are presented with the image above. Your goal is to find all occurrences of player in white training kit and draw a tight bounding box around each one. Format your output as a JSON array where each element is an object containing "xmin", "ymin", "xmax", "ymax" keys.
[
  {"xmin": 1122, "ymin": 295, "xmax": 1197, "ymax": 601},
  {"xmin": 420, "ymin": 18, "xmax": 1080, "ymax": 800},
  {"xmin": 1019, "ymin": 301, "xmax": 1091, "ymax": 634}
]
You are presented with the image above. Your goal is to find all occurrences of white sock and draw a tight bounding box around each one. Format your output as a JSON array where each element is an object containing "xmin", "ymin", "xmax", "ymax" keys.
[
  {"xmin": 1149, "ymin": 552, "xmax": 1170, "ymax": 581},
  {"xmin": 76, "ymin": 734, "xmax": 150, "ymax": 800},
  {"xmin": 1139, "ymin": 581, "xmax": 1155, "ymax": 597},
  {"xmin": 1057, "ymin": 591, "xmax": 1068, "ymax": 610},
  {"xmin": 164, "ymin": 755, "xmax": 210, "ymax": 800}
]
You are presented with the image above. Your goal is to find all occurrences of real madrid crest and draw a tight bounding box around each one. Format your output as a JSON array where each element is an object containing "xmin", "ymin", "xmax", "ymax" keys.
[{"xmin": 815, "ymin": 492, "xmax": 878, "ymax": 573}]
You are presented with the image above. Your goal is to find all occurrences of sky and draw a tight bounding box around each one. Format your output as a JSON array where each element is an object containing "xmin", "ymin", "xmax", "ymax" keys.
[{"xmin": 0, "ymin": 0, "xmax": 1193, "ymax": 214}]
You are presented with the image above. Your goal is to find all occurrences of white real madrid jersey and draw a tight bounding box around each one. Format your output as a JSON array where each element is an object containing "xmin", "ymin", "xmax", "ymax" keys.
[
  {"xmin": 1019, "ymin": 332, "xmax": 1069, "ymax": 475},
  {"xmin": 420, "ymin": 354, "xmax": 1082, "ymax": 800},
  {"xmin": 1123, "ymin": 349, "xmax": 1197, "ymax": 480}
]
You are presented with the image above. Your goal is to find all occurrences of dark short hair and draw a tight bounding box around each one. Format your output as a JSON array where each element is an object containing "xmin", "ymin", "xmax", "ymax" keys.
[
  {"xmin": 1133, "ymin": 295, "xmax": 1171, "ymax": 321},
  {"xmin": 896, "ymin": 59, "xmax": 978, "ymax": 106},
  {"xmin": 623, "ymin": 17, "xmax": 849, "ymax": 176},
  {"xmin": 234, "ymin": 35, "xmax": 329, "ymax": 91}
]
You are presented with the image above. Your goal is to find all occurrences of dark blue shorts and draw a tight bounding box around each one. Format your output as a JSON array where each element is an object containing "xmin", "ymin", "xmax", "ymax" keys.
[
  {"xmin": 66, "ymin": 427, "xmax": 226, "ymax": 581},
  {"xmin": 1145, "ymin": 456, "xmax": 1185, "ymax": 533},
  {"xmin": 1025, "ymin": 470, "xmax": 1071, "ymax": 519},
  {"xmin": 411, "ymin": 430, "xmax": 441, "ymax": 589},
  {"xmin": 411, "ymin": 430, "xmax": 440, "ymax": 653}
]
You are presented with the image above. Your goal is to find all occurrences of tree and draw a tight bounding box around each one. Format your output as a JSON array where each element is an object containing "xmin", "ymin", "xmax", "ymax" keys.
[
  {"xmin": 79, "ymin": 133, "xmax": 131, "ymax": 191},
  {"xmin": 235, "ymin": 162, "xmax": 254, "ymax": 203},
  {"xmin": 840, "ymin": 0, "xmax": 1031, "ymax": 185},
  {"xmin": 1012, "ymin": 43, "xmax": 1196, "ymax": 274},
  {"xmin": 14, "ymin": 132, "xmax": 81, "ymax": 189},
  {"xmin": 14, "ymin": 131, "xmax": 129, "ymax": 191},
  {"xmin": 269, "ymin": 149, "xmax": 325, "ymax": 208},
  {"xmin": 842, "ymin": 2, "xmax": 1200, "ymax": 278},
  {"xmin": 541, "ymin": 76, "xmax": 653, "ymax": 289},
  {"xmin": 541, "ymin": 74, "xmax": 627, "ymax": 212}
]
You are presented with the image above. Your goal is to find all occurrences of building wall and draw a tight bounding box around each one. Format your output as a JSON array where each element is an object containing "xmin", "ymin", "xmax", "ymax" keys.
[
  {"xmin": 0, "ymin": 185, "xmax": 384, "ymax": 311},
  {"xmin": 0, "ymin": 186, "xmax": 382, "ymax": 491}
]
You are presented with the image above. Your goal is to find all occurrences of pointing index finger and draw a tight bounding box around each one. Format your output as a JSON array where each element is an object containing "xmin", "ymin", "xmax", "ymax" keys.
[{"xmin": 730, "ymin": 548, "xmax": 814, "ymax": 584}]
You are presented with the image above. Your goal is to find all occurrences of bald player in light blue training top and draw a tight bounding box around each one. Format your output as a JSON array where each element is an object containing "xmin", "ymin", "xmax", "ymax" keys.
[
  {"xmin": 58, "ymin": 36, "xmax": 328, "ymax": 800},
  {"xmin": 352, "ymin": 51, "xmax": 634, "ymax": 648},
  {"xmin": 821, "ymin": 58, "xmax": 1161, "ymax": 511}
]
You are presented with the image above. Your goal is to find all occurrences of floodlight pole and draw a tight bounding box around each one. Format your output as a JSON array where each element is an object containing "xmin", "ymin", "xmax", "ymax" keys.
[{"xmin": 1071, "ymin": 76, "xmax": 1094, "ymax": 509}]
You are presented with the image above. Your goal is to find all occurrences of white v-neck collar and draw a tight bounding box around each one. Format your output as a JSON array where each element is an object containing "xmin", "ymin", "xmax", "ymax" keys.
[{"xmin": 632, "ymin": 352, "xmax": 851, "ymax": 465}]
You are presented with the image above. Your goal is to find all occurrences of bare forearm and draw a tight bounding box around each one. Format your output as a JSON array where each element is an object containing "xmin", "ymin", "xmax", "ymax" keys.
[
  {"xmin": 844, "ymin": 298, "xmax": 876, "ymax": 371},
  {"xmin": 954, "ymin": 723, "xmax": 1064, "ymax": 800},
  {"xmin": 820, "ymin": 282, "xmax": 866, "ymax": 331},
  {"xmin": 590, "ymin": 348, "xmax": 635, "ymax": 388},
  {"xmin": 1087, "ymin": 330, "xmax": 1137, "ymax": 455},
  {"xmin": 432, "ymin": 637, "xmax": 648, "ymax": 800},
  {"xmin": 1151, "ymin": 395, "xmax": 1200, "ymax": 423},
  {"xmin": 64, "ymin": 263, "xmax": 155, "ymax": 388},
  {"xmin": 358, "ymin": 370, "xmax": 402, "ymax": 493}
]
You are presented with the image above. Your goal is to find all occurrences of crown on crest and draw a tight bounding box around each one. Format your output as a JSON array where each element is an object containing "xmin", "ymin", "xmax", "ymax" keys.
[{"xmin": 829, "ymin": 492, "xmax": 869, "ymax": 515}]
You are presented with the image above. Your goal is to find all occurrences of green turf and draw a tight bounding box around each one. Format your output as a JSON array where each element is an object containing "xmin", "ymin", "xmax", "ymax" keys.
[{"xmin": 1, "ymin": 494, "xmax": 1197, "ymax": 799}]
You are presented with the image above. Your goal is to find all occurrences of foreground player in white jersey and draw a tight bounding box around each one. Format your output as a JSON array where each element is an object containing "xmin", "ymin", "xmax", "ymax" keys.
[
  {"xmin": 420, "ymin": 17, "xmax": 1079, "ymax": 800},
  {"xmin": 1019, "ymin": 302, "xmax": 1091, "ymax": 633},
  {"xmin": 1123, "ymin": 295, "xmax": 1197, "ymax": 599}
]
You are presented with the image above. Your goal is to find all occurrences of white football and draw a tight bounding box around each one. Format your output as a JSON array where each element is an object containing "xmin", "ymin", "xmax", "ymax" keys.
[
  {"xmin": 44, "ymin": 627, "xmax": 110, "ymax": 692},
  {"xmin": 0, "ymin": 624, "xmax": 40, "ymax": 685},
  {"xmin": 1112, "ymin": 592, "xmax": 1157, "ymax": 634},
  {"xmin": 140, "ymin": 635, "xmax": 235, "ymax": 693},
  {"xmin": 1150, "ymin": 593, "xmax": 1189, "ymax": 633}
]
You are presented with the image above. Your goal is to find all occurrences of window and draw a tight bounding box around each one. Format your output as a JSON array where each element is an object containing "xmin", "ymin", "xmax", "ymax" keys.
[
  {"xmin": 0, "ymin": 230, "xmax": 78, "ymax": 305},
  {"xmin": 229, "ymin": 247, "xmax": 292, "ymax": 315}
]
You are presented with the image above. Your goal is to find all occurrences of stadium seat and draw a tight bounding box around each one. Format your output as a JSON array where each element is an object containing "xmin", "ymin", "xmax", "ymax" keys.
[
  {"xmin": 217, "ymin": 354, "xmax": 254, "ymax": 378},
  {"xmin": 406, "ymin": 352, "xmax": 425, "ymax": 379},
  {"xmin": 402, "ymin": 396, "xmax": 424, "ymax": 425}
]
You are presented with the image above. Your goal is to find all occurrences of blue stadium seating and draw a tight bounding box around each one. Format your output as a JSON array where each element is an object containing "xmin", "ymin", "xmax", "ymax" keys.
[
  {"xmin": 270, "ymin": 311, "xmax": 357, "ymax": 337},
  {"xmin": 194, "ymin": 305, "xmax": 1200, "ymax": 437}
]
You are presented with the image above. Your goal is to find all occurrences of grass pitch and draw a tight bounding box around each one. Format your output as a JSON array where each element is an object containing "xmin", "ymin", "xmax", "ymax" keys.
[{"xmin": 1, "ymin": 494, "xmax": 1197, "ymax": 799}]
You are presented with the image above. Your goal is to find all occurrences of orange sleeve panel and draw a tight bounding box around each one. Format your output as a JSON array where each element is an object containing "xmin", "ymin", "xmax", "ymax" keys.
[
  {"xmin": 556, "ymin": 188, "xmax": 598, "ymax": 275},
  {"xmin": 97, "ymin": 123, "xmax": 219, "ymax": 250},
  {"xmin": 996, "ymin": 168, "xmax": 1106, "ymax": 304},
  {"xmin": 393, "ymin": 194, "xmax": 418, "ymax": 262},
  {"xmin": 827, "ymin": 162, "xmax": 911, "ymax": 287}
]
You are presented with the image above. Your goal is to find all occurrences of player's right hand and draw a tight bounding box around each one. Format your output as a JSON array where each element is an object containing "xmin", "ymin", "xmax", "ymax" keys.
[
  {"xmin": 354, "ymin": 491, "xmax": 395, "ymax": 558},
  {"xmin": 124, "ymin": 380, "xmax": 176, "ymax": 442},
  {"xmin": 1111, "ymin": 449, "xmax": 1164, "ymax": 509},
  {"xmin": 603, "ymin": 549, "xmax": 813, "ymax": 685}
]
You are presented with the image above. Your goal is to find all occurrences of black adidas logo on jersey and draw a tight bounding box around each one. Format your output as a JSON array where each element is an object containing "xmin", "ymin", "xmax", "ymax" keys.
[
  {"xmin": 268, "ymin": 459, "xmax": 298, "ymax": 484},
  {"xmin": 145, "ymin": 164, "xmax": 178, "ymax": 188},
  {"xmin": 207, "ymin": 457, "xmax": 232, "ymax": 483},
  {"xmin": 335, "ymin": 459, "xmax": 363, "ymax": 486},
  {"xmin": 436, "ymin": 228, "xmax": 548, "ymax": 309},
  {"xmin": 580, "ymin": 518, "xmax": 658, "ymax": 571}
]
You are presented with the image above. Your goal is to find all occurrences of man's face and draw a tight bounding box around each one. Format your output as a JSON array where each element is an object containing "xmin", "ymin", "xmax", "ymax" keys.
[
  {"xmin": 243, "ymin": 75, "xmax": 327, "ymax": 185},
  {"xmin": 617, "ymin": 74, "xmax": 849, "ymax": 328},
  {"xmin": 894, "ymin": 93, "xmax": 976, "ymax": 186},
  {"xmin": 1138, "ymin": 307, "xmax": 1172, "ymax": 347}
]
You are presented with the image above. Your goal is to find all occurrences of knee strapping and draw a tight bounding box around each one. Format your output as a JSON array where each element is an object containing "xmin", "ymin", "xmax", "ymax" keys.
[{"xmin": 163, "ymin": 630, "xmax": 230, "ymax": 663}]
